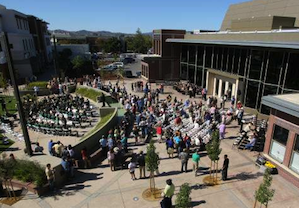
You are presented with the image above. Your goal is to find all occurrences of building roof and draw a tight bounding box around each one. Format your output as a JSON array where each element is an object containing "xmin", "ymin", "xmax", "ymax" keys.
[
  {"xmin": 262, "ymin": 94, "xmax": 299, "ymax": 118},
  {"xmin": 166, "ymin": 38, "xmax": 299, "ymax": 49}
]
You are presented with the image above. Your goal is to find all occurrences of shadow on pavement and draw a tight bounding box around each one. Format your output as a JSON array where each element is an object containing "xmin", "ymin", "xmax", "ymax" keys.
[{"xmin": 191, "ymin": 200, "xmax": 206, "ymax": 207}]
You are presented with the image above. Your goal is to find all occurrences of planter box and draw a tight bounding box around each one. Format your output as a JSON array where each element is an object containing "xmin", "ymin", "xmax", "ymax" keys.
[{"xmin": 9, "ymin": 179, "xmax": 48, "ymax": 196}]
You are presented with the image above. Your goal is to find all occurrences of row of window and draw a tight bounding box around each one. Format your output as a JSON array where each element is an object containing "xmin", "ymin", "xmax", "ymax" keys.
[
  {"xmin": 16, "ymin": 17, "xmax": 29, "ymax": 31},
  {"xmin": 270, "ymin": 125, "xmax": 299, "ymax": 174},
  {"xmin": 22, "ymin": 39, "xmax": 34, "ymax": 51},
  {"xmin": 181, "ymin": 45, "xmax": 299, "ymax": 91}
]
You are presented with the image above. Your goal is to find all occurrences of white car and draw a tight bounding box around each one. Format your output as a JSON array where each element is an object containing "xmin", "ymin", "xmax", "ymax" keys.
[{"xmin": 113, "ymin": 62, "xmax": 124, "ymax": 68}]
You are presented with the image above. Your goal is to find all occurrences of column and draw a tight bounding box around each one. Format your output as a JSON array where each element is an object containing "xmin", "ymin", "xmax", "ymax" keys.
[
  {"xmin": 234, "ymin": 79, "xmax": 239, "ymax": 108},
  {"xmin": 219, "ymin": 79, "xmax": 223, "ymax": 98},
  {"xmin": 213, "ymin": 77, "xmax": 217, "ymax": 97},
  {"xmin": 225, "ymin": 81, "xmax": 229, "ymax": 95},
  {"xmin": 206, "ymin": 71, "xmax": 209, "ymax": 91},
  {"xmin": 232, "ymin": 83, "xmax": 236, "ymax": 97}
]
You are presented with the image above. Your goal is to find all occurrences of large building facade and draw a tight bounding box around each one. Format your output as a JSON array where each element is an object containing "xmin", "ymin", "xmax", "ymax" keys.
[
  {"xmin": 144, "ymin": 0, "xmax": 299, "ymax": 114},
  {"xmin": 0, "ymin": 5, "xmax": 52, "ymax": 79}
]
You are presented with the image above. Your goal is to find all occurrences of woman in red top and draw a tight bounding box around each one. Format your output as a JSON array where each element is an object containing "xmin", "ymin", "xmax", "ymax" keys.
[
  {"xmin": 81, "ymin": 147, "xmax": 91, "ymax": 169},
  {"xmin": 156, "ymin": 124, "xmax": 163, "ymax": 143}
]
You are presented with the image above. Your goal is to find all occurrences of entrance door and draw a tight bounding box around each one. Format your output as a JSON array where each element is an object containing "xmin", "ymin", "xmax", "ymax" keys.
[
  {"xmin": 228, "ymin": 83, "xmax": 233, "ymax": 99},
  {"xmin": 221, "ymin": 81, "xmax": 226, "ymax": 97},
  {"xmin": 215, "ymin": 79, "xmax": 219, "ymax": 96}
]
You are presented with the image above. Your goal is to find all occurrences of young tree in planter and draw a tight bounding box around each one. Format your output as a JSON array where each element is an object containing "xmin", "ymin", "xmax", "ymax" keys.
[
  {"xmin": 205, "ymin": 130, "xmax": 222, "ymax": 184},
  {"xmin": 254, "ymin": 169, "xmax": 275, "ymax": 208},
  {"xmin": 175, "ymin": 183, "xmax": 192, "ymax": 208},
  {"xmin": 145, "ymin": 140, "xmax": 159, "ymax": 193}
]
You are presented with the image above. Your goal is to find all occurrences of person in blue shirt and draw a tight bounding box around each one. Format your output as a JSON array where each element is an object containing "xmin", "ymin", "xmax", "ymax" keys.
[
  {"xmin": 99, "ymin": 135, "xmax": 108, "ymax": 155},
  {"xmin": 48, "ymin": 140, "xmax": 54, "ymax": 155},
  {"xmin": 121, "ymin": 135, "xmax": 128, "ymax": 153}
]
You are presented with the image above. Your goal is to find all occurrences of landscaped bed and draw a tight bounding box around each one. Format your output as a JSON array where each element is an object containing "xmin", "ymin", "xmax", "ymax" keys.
[
  {"xmin": 0, "ymin": 95, "xmax": 17, "ymax": 116},
  {"xmin": 24, "ymin": 81, "xmax": 48, "ymax": 90},
  {"xmin": 75, "ymin": 86, "xmax": 118, "ymax": 104}
]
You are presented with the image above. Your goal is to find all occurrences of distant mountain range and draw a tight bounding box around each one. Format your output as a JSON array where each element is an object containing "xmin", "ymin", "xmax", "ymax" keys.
[{"xmin": 50, "ymin": 29, "xmax": 152, "ymax": 37}]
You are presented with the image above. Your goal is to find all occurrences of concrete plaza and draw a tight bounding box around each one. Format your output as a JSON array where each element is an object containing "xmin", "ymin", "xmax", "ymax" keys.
[{"xmin": 2, "ymin": 79, "xmax": 299, "ymax": 208}]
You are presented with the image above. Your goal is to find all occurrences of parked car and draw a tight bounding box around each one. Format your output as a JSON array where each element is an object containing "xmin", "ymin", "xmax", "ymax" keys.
[
  {"xmin": 122, "ymin": 57, "xmax": 135, "ymax": 64},
  {"xmin": 113, "ymin": 62, "xmax": 124, "ymax": 68},
  {"xmin": 103, "ymin": 64, "xmax": 117, "ymax": 71}
]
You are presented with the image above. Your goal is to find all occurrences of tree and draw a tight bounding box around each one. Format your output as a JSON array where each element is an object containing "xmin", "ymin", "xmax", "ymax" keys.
[
  {"xmin": 205, "ymin": 130, "xmax": 222, "ymax": 184},
  {"xmin": 124, "ymin": 28, "xmax": 152, "ymax": 54},
  {"xmin": 0, "ymin": 72, "xmax": 7, "ymax": 89},
  {"xmin": 103, "ymin": 37, "xmax": 121, "ymax": 53},
  {"xmin": 254, "ymin": 169, "xmax": 275, "ymax": 208},
  {"xmin": 175, "ymin": 183, "xmax": 192, "ymax": 208},
  {"xmin": 145, "ymin": 140, "xmax": 159, "ymax": 193},
  {"xmin": 95, "ymin": 37, "xmax": 107, "ymax": 52},
  {"xmin": 72, "ymin": 56, "xmax": 85, "ymax": 76},
  {"xmin": 57, "ymin": 48, "xmax": 72, "ymax": 78}
]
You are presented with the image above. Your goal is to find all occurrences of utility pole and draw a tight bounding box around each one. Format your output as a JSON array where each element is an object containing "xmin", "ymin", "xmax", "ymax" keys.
[{"xmin": 1, "ymin": 32, "xmax": 33, "ymax": 156}]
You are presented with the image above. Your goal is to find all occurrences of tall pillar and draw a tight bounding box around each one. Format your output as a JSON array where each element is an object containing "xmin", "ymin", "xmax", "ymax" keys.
[
  {"xmin": 213, "ymin": 78, "xmax": 217, "ymax": 96},
  {"xmin": 225, "ymin": 81, "xmax": 229, "ymax": 95},
  {"xmin": 219, "ymin": 79, "xmax": 223, "ymax": 98},
  {"xmin": 234, "ymin": 79, "xmax": 239, "ymax": 108},
  {"xmin": 232, "ymin": 83, "xmax": 236, "ymax": 97},
  {"xmin": 206, "ymin": 71, "xmax": 209, "ymax": 91}
]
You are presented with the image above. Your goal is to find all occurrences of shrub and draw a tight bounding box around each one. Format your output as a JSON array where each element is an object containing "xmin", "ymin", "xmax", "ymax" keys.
[
  {"xmin": 0, "ymin": 159, "xmax": 48, "ymax": 187},
  {"xmin": 175, "ymin": 183, "xmax": 192, "ymax": 208},
  {"xmin": 26, "ymin": 81, "xmax": 48, "ymax": 90}
]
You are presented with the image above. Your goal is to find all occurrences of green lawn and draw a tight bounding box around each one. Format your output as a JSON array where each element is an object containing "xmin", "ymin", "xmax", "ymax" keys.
[
  {"xmin": 76, "ymin": 87, "xmax": 102, "ymax": 102},
  {"xmin": 81, "ymin": 111, "xmax": 114, "ymax": 140},
  {"xmin": 0, "ymin": 95, "xmax": 17, "ymax": 116},
  {"xmin": 0, "ymin": 133, "xmax": 14, "ymax": 153}
]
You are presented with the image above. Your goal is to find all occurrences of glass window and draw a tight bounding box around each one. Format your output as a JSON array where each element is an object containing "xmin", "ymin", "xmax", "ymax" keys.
[
  {"xmin": 189, "ymin": 46, "xmax": 196, "ymax": 64},
  {"xmin": 188, "ymin": 65, "xmax": 195, "ymax": 83},
  {"xmin": 222, "ymin": 48, "xmax": 228, "ymax": 71},
  {"xmin": 181, "ymin": 45, "xmax": 188, "ymax": 63},
  {"xmin": 270, "ymin": 125, "xmax": 289, "ymax": 162},
  {"xmin": 205, "ymin": 47, "xmax": 212, "ymax": 68},
  {"xmin": 233, "ymin": 48, "xmax": 240, "ymax": 74},
  {"xmin": 290, "ymin": 135, "xmax": 299, "ymax": 173},
  {"xmin": 249, "ymin": 50, "xmax": 264, "ymax": 80},
  {"xmin": 218, "ymin": 47, "xmax": 223, "ymax": 71},
  {"xmin": 227, "ymin": 48, "xmax": 234, "ymax": 73},
  {"xmin": 245, "ymin": 80, "xmax": 260, "ymax": 108},
  {"xmin": 284, "ymin": 53, "xmax": 299, "ymax": 90},
  {"xmin": 197, "ymin": 46, "xmax": 204, "ymax": 66},
  {"xmin": 180, "ymin": 64, "xmax": 188, "ymax": 80},
  {"xmin": 239, "ymin": 49, "xmax": 247, "ymax": 76},
  {"xmin": 263, "ymin": 84, "xmax": 278, "ymax": 96},
  {"xmin": 196, "ymin": 67, "xmax": 203, "ymax": 86},
  {"xmin": 203, "ymin": 69, "xmax": 207, "ymax": 88},
  {"xmin": 261, "ymin": 104, "xmax": 270, "ymax": 115},
  {"xmin": 215, "ymin": 79, "xmax": 219, "ymax": 96},
  {"xmin": 266, "ymin": 51, "xmax": 284, "ymax": 85},
  {"xmin": 213, "ymin": 47, "xmax": 219, "ymax": 69}
]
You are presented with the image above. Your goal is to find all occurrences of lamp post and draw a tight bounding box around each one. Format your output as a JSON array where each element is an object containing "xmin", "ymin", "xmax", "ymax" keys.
[{"xmin": 1, "ymin": 32, "xmax": 33, "ymax": 156}]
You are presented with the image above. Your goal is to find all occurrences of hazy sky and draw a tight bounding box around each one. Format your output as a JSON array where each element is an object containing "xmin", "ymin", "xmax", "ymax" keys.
[{"xmin": 1, "ymin": 0, "xmax": 248, "ymax": 33}]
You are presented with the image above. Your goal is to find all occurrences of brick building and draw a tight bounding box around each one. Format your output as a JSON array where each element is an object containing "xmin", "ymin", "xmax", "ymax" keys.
[{"xmin": 262, "ymin": 94, "xmax": 299, "ymax": 188}]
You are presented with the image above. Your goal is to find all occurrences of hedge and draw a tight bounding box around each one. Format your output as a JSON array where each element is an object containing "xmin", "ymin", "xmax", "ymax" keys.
[
  {"xmin": 26, "ymin": 81, "xmax": 48, "ymax": 90},
  {"xmin": 75, "ymin": 87, "xmax": 102, "ymax": 102}
]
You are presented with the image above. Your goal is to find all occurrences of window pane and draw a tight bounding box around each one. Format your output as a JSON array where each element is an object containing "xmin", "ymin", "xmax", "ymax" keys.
[
  {"xmin": 245, "ymin": 81, "xmax": 259, "ymax": 108},
  {"xmin": 233, "ymin": 49, "xmax": 240, "ymax": 74},
  {"xmin": 249, "ymin": 50, "xmax": 263, "ymax": 80},
  {"xmin": 189, "ymin": 46, "xmax": 196, "ymax": 64},
  {"xmin": 270, "ymin": 140, "xmax": 286, "ymax": 163},
  {"xmin": 294, "ymin": 135, "xmax": 299, "ymax": 153},
  {"xmin": 239, "ymin": 49, "xmax": 247, "ymax": 76},
  {"xmin": 197, "ymin": 46, "xmax": 204, "ymax": 66},
  {"xmin": 266, "ymin": 51, "xmax": 284, "ymax": 84},
  {"xmin": 188, "ymin": 65, "xmax": 195, "ymax": 83},
  {"xmin": 218, "ymin": 47, "xmax": 223, "ymax": 71},
  {"xmin": 196, "ymin": 67, "xmax": 203, "ymax": 86},
  {"xmin": 222, "ymin": 48, "xmax": 228, "ymax": 72},
  {"xmin": 284, "ymin": 53, "xmax": 299, "ymax": 90},
  {"xmin": 290, "ymin": 152, "xmax": 299, "ymax": 174},
  {"xmin": 272, "ymin": 125, "xmax": 289, "ymax": 146},
  {"xmin": 213, "ymin": 47, "xmax": 219, "ymax": 69},
  {"xmin": 227, "ymin": 48, "xmax": 234, "ymax": 73},
  {"xmin": 180, "ymin": 64, "xmax": 188, "ymax": 80},
  {"xmin": 261, "ymin": 104, "xmax": 270, "ymax": 115},
  {"xmin": 205, "ymin": 47, "xmax": 212, "ymax": 68},
  {"xmin": 181, "ymin": 45, "xmax": 188, "ymax": 62},
  {"xmin": 263, "ymin": 84, "xmax": 278, "ymax": 96}
]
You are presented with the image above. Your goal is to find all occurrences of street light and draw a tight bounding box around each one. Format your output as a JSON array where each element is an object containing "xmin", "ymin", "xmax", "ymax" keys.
[{"xmin": 1, "ymin": 32, "xmax": 33, "ymax": 156}]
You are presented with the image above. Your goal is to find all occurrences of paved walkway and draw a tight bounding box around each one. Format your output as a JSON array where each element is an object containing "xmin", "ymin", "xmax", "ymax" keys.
[{"xmin": 2, "ymin": 78, "xmax": 299, "ymax": 208}]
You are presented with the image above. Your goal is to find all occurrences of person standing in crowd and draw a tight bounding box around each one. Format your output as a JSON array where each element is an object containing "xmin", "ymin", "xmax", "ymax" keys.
[
  {"xmin": 156, "ymin": 123, "xmax": 163, "ymax": 143},
  {"xmin": 128, "ymin": 159, "xmax": 137, "ymax": 180},
  {"xmin": 219, "ymin": 122, "xmax": 226, "ymax": 140},
  {"xmin": 192, "ymin": 150, "xmax": 200, "ymax": 176},
  {"xmin": 101, "ymin": 93, "xmax": 106, "ymax": 107},
  {"xmin": 179, "ymin": 149, "xmax": 189, "ymax": 173},
  {"xmin": 81, "ymin": 147, "xmax": 91, "ymax": 169},
  {"xmin": 137, "ymin": 151, "xmax": 146, "ymax": 179},
  {"xmin": 166, "ymin": 138, "xmax": 174, "ymax": 158},
  {"xmin": 99, "ymin": 135, "xmax": 108, "ymax": 156},
  {"xmin": 161, "ymin": 179, "xmax": 175, "ymax": 208},
  {"xmin": 48, "ymin": 140, "xmax": 54, "ymax": 155},
  {"xmin": 53, "ymin": 141, "xmax": 63, "ymax": 157},
  {"xmin": 45, "ymin": 164, "xmax": 55, "ymax": 191},
  {"xmin": 222, "ymin": 154, "xmax": 229, "ymax": 181},
  {"xmin": 107, "ymin": 149, "xmax": 115, "ymax": 171}
]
